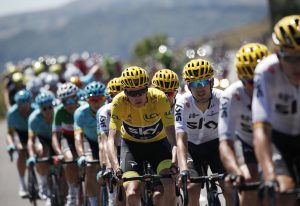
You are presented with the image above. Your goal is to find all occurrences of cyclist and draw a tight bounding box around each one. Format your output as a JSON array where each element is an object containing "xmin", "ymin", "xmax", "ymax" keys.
[
  {"xmin": 4, "ymin": 69, "xmax": 25, "ymax": 109},
  {"xmin": 175, "ymin": 59, "xmax": 230, "ymax": 206},
  {"xmin": 107, "ymin": 66, "xmax": 178, "ymax": 206},
  {"xmin": 74, "ymin": 81, "xmax": 106, "ymax": 206},
  {"xmin": 52, "ymin": 82, "xmax": 81, "ymax": 206},
  {"xmin": 151, "ymin": 68, "xmax": 180, "ymax": 109},
  {"xmin": 6, "ymin": 89, "xmax": 34, "ymax": 197},
  {"xmin": 218, "ymin": 43, "xmax": 270, "ymax": 206},
  {"xmin": 252, "ymin": 15, "xmax": 300, "ymax": 205},
  {"xmin": 96, "ymin": 77, "xmax": 123, "ymax": 206},
  {"xmin": 27, "ymin": 91, "xmax": 56, "ymax": 204}
]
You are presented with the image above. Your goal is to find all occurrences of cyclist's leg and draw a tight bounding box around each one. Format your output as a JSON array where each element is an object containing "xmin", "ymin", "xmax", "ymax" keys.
[
  {"xmin": 35, "ymin": 139, "xmax": 51, "ymax": 199},
  {"xmin": 236, "ymin": 138, "xmax": 260, "ymax": 206},
  {"xmin": 16, "ymin": 134, "xmax": 28, "ymax": 196},
  {"xmin": 61, "ymin": 136, "xmax": 79, "ymax": 206},
  {"xmin": 207, "ymin": 139, "xmax": 232, "ymax": 205},
  {"xmin": 120, "ymin": 139, "xmax": 142, "ymax": 206},
  {"xmin": 84, "ymin": 138, "xmax": 100, "ymax": 206},
  {"xmin": 151, "ymin": 138, "xmax": 176, "ymax": 206}
]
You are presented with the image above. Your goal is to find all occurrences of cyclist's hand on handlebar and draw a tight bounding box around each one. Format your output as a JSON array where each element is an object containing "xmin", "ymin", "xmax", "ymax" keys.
[
  {"xmin": 77, "ymin": 155, "xmax": 87, "ymax": 167},
  {"xmin": 226, "ymin": 174, "xmax": 245, "ymax": 186},
  {"xmin": 177, "ymin": 170, "xmax": 190, "ymax": 188},
  {"xmin": 26, "ymin": 156, "xmax": 37, "ymax": 167},
  {"xmin": 170, "ymin": 163, "xmax": 180, "ymax": 175},
  {"xmin": 113, "ymin": 168, "xmax": 123, "ymax": 184},
  {"xmin": 6, "ymin": 144, "xmax": 16, "ymax": 154},
  {"xmin": 258, "ymin": 179, "xmax": 279, "ymax": 200},
  {"xmin": 53, "ymin": 155, "xmax": 63, "ymax": 166}
]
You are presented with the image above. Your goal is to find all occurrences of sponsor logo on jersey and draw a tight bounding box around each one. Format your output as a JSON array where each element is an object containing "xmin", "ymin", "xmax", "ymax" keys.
[
  {"xmin": 100, "ymin": 116, "xmax": 107, "ymax": 128},
  {"xmin": 143, "ymin": 113, "xmax": 159, "ymax": 121},
  {"xmin": 175, "ymin": 104, "xmax": 183, "ymax": 121},
  {"xmin": 123, "ymin": 119, "xmax": 164, "ymax": 140},
  {"xmin": 187, "ymin": 118, "xmax": 218, "ymax": 129}
]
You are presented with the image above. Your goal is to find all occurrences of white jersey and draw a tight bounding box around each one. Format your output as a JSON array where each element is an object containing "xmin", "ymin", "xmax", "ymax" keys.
[
  {"xmin": 252, "ymin": 54, "xmax": 300, "ymax": 135},
  {"xmin": 175, "ymin": 88, "xmax": 222, "ymax": 145},
  {"xmin": 219, "ymin": 81, "xmax": 253, "ymax": 146}
]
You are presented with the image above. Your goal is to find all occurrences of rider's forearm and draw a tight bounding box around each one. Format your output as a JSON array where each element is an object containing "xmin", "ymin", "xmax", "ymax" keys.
[
  {"xmin": 99, "ymin": 133, "xmax": 110, "ymax": 167},
  {"xmin": 74, "ymin": 131, "xmax": 84, "ymax": 157},
  {"xmin": 219, "ymin": 140, "xmax": 242, "ymax": 175},
  {"xmin": 107, "ymin": 130, "xmax": 119, "ymax": 171},
  {"xmin": 253, "ymin": 124, "xmax": 275, "ymax": 181},
  {"xmin": 52, "ymin": 132, "xmax": 62, "ymax": 155},
  {"xmin": 165, "ymin": 125, "xmax": 178, "ymax": 163},
  {"xmin": 176, "ymin": 132, "xmax": 188, "ymax": 171},
  {"xmin": 27, "ymin": 136, "xmax": 36, "ymax": 157},
  {"xmin": 6, "ymin": 132, "xmax": 14, "ymax": 145}
]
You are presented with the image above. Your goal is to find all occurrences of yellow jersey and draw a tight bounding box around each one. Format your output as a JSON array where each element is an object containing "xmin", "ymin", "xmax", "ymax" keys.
[{"xmin": 109, "ymin": 88, "xmax": 174, "ymax": 143}]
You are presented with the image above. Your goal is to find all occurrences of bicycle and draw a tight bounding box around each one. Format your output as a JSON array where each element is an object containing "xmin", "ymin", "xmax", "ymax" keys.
[
  {"xmin": 117, "ymin": 161, "xmax": 174, "ymax": 206},
  {"xmin": 181, "ymin": 172, "xmax": 226, "ymax": 206},
  {"xmin": 78, "ymin": 159, "xmax": 100, "ymax": 206}
]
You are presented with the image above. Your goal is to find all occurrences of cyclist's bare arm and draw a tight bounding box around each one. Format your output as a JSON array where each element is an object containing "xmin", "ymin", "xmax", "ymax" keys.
[
  {"xmin": 176, "ymin": 131, "xmax": 188, "ymax": 171},
  {"xmin": 6, "ymin": 129, "xmax": 15, "ymax": 146},
  {"xmin": 52, "ymin": 131, "xmax": 62, "ymax": 155},
  {"xmin": 3, "ymin": 89, "xmax": 11, "ymax": 110},
  {"xmin": 107, "ymin": 129, "xmax": 120, "ymax": 170},
  {"xmin": 27, "ymin": 134, "xmax": 36, "ymax": 157},
  {"xmin": 74, "ymin": 130, "xmax": 85, "ymax": 157},
  {"xmin": 165, "ymin": 125, "xmax": 177, "ymax": 163},
  {"xmin": 98, "ymin": 133, "xmax": 111, "ymax": 168},
  {"xmin": 253, "ymin": 123, "xmax": 275, "ymax": 181},
  {"xmin": 219, "ymin": 139, "xmax": 242, "ymax": 176}
]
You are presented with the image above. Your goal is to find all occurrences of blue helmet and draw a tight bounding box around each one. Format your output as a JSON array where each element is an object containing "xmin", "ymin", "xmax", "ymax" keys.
[
  {"xmin": 76, "ymin": 89, "xmax": 87, "ymax": 101},
  {"xmin": 14, "ymin": 89, "xmax": 32, "ymax": 104},
  {"xmin": 35, "ymin": 91, "xmax": 55, "ymax": 107},
  {"xmin": 84, "ymin": 81, "xmax": 106, "ymax": 97}
]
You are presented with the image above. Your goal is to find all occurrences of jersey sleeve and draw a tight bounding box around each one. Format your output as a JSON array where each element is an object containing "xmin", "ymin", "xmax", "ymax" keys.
[
  {"xmin": 98, "ymin": 107, "xmax": 110, "ymax": 135},
  {"xmin": 218, "ymin": 89, "xmax": 238, "ymax": 141},
  {"xmin": 174, "ymin": 98, "xmax": 186, "ymax": 134},
  {"xmin": 74, "ymin": 107, "xmax": 83, "ymax": 132},
  {"xmin": 252, "ymin": 70, "xmax": 272, "ymax": 126},
  {"xmin": 158, "ymin": 94, "xmax": 174, "ymax": 127},
  {"xmin": 109, "ymin": 97, "xmax": 122, "ymax": 131}
]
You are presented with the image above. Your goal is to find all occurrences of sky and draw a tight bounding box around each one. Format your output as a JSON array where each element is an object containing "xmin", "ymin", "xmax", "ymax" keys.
[{"xmin": 0, "ymin": 0, "xmax": 76, "ymax": 17}]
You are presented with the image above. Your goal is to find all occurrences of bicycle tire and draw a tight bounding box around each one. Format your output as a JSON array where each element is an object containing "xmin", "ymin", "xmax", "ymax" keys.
[
  {"xmin": 27, "ymin": 165, "xmax": 39, "ymax": 205},
  {"xmin": 101, "ymin": 185, "xmax": 109, "ymax": 206}
]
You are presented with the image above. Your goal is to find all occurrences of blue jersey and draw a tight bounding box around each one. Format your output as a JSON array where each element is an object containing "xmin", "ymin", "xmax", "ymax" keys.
[
  {"xmin": 74, "ymin": 104, "xmax": 98, "ymax": 142},
  {"xmin": 28, "ymin": 109, "xmax": 52, "ymax": 140},
  {"xmin": 7, "ymin": 104, "xmax": 34, "ymax": 135}
]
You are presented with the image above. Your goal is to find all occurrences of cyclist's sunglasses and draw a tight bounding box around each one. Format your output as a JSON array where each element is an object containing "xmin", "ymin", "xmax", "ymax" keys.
[
  {"xmin": 189, "ymin": 79, "xmax": 211, "ymax": 88},
  {"xmin": 87, "ymin": 96, "xmax": 106, "ymax": 104},
  {"xmin": 62, "ymin": 97, "xmax": 77, "ymax": 105},
  {"xmin": 278, "ymin": 50, "xmax": 300, "ymax": 63},
  {"xmin": 240, "ymin": 77, "xmax": 254, "ymax": 86},
  {"xmin": 41, "ymin": 105, "xmax": 53, "ymax": 112},
  {"xmin": 164, "ymin": 90, "xmax": 177, "ymax": 98},
  {"xmin": 124, "ymin": 87, "xmax": 148, "ymax": 97}
]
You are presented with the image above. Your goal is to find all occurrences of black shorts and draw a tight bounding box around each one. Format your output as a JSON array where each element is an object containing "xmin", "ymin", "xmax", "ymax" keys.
[
  {"xmin": 187, "ymin": 139, "xmax": 226, "ymax": 177},
  {"xmin": 272, "ymin": 130, "xmax": 300, "ymax": 181},
  {"xmin": 37, "ymin": 137, "xmax": 55, "ymax": 157},
  {"xmin": 83, "ymin": 138, "xmax": 99, "ymax": 160},
  {"xmin": 60, "ymin": 135, "xmax": 77, "ymax": 156},
  {"xmin": 15, "ymin": 130, "xmax": 28, "ymax": 148},
  {"xmin": 120, "ymin": 138, "xmax": 172, "ymax": 176},
  {"xmin": 236, "ymin": 136, "xmax": 257, "ymax": 164}
]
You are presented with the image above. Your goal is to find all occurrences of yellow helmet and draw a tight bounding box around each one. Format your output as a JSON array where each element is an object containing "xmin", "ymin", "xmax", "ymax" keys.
[
  {"xmin": 107, "ymin": 77, "xmax": 123, "ymax": 95},
  {"xmin": 33, "ymin": 62, "xmax": 45, "ymax": 75},
  {"xmin": 235, "ymin": 43, "xmax": 270, "ymax": 79},
  {"xmin": 272, "ymin": 15, "xmax": 300, "ymax": 50},
  {"xmin": 152, "ymin": 69, "xmax": 179, "ymax": 91},
  {"xmin": 120, "ymin": 66, "xmax": 149, "ymax": 89},
  {"xmin": 49, "ymin": 64, "xmax": 62, "ymax": 75},
  {"xmin": 6, "ymin": 64, "xmax": 20, "ymax": 75},
  {"xmin": 12, "ymin": 72, "xmax": 25, "ymax": 86},
  {"xmin": 69, "ymin": 76, "xmax": 82, "ymax": 88},
  {"xmin": 182, "ymin": 59, "xmax": 214, "ymax": 82}
]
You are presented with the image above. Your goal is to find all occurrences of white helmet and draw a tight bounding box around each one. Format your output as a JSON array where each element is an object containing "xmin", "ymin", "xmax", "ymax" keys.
[{"xmin": 57, "ymin": 82, "xmax": 78, "ymax": 99}]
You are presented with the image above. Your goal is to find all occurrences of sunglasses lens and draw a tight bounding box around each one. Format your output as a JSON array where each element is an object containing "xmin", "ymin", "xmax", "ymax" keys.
[
  {"xmin": 190, "ymin": 79, "xmax": 210, "ymax": 88},
  {"xmin": 88, "ymin": 96, "xmax": 105, "ymax": 103},
  {"xmin": 42, "ymin": 106, "xmax": 53, "ymax": 111},
  {"xmin": 63, "ymin": 98, "xmax": 76, "ymax": 105},
  {"xmin": 125, "ymin": 88, "xmax": 148, "ymax": 97}
]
